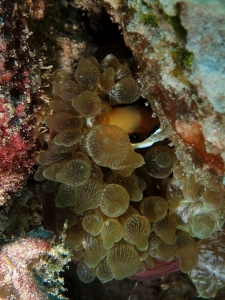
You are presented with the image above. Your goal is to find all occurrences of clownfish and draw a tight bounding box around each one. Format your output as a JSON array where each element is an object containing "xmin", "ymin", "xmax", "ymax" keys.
[{"xmin": 101, "ymin": 101, "xmax": 167, "ymax": 149}]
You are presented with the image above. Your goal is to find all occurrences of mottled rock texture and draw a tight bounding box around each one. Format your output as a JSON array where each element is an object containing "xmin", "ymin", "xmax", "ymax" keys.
[{"xmin": 98, "ymin": 0, "xmax": 225, "ymax": 186}]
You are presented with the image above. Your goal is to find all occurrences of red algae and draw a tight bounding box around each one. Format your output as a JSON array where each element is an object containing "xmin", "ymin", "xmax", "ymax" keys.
[
  {"xmin": 0, "ymin": 97, "xmax": 35, "ymax": 203},
  {"xmin": 175, "ymin": 120, "xmax": 224, "ymax": 174},
  {"xmin": 0, "ymin": 0, "xmax": 40, "ymax": 203}
]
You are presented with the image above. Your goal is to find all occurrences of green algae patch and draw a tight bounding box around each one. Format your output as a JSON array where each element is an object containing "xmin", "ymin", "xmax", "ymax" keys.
[
  {"xmin": 170, "ymin": 48, "xmax": 194, "ymax": 86},
  {"xmin": 129, "ymin": 1, "xmax": 159, "ymax": 28},
  {"xmin": 171, "ymin": 48, "xmax": 194, "ymax": 72},
  {"xmin": 166, "ymin": 14, "xmax": 187, "ymax": 41},
  {"xmin": 141, "ymin": 10, "xmax": 158, "ymax": 27}
]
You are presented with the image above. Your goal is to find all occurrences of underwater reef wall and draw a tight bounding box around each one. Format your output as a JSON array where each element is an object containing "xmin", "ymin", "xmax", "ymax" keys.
[
  {"xmin": 0, "ymin": 0, "xmax": 38, "ymax": 205},
  {"xmin": 99, "ymin": 0, "xmax": 225, "ymax": 183},
  {"xmin": 95, "ymin": 0, "xmax": 225, "ymax": 297},
  {"xmin": 0, "ymin": 0, "xmax": 225, "ymax": 299}
]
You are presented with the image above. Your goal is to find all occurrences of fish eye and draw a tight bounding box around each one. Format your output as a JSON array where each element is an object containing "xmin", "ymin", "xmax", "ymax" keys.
[{"xmin": 128, "ymin": 132, "xmax": 145, "ymax": 143}]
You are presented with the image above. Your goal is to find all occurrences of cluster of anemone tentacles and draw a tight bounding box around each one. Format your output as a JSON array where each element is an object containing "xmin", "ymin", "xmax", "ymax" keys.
[{"xmin": 35, "ymin": 54, "xmax": 225, "ymax": 286}]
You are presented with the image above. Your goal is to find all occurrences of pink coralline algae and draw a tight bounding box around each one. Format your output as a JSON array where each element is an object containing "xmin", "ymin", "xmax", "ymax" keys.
[
  {"xmin": 0, "ymin": 6, "xmax": 36, "ymax": 203},
  {"xmin": 0, "ymin": 232, "xmax": 52, "ymax": 299},
  {"xmin": 0, "ymin": 95, "xmax": 35, "ymax": 204}
]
